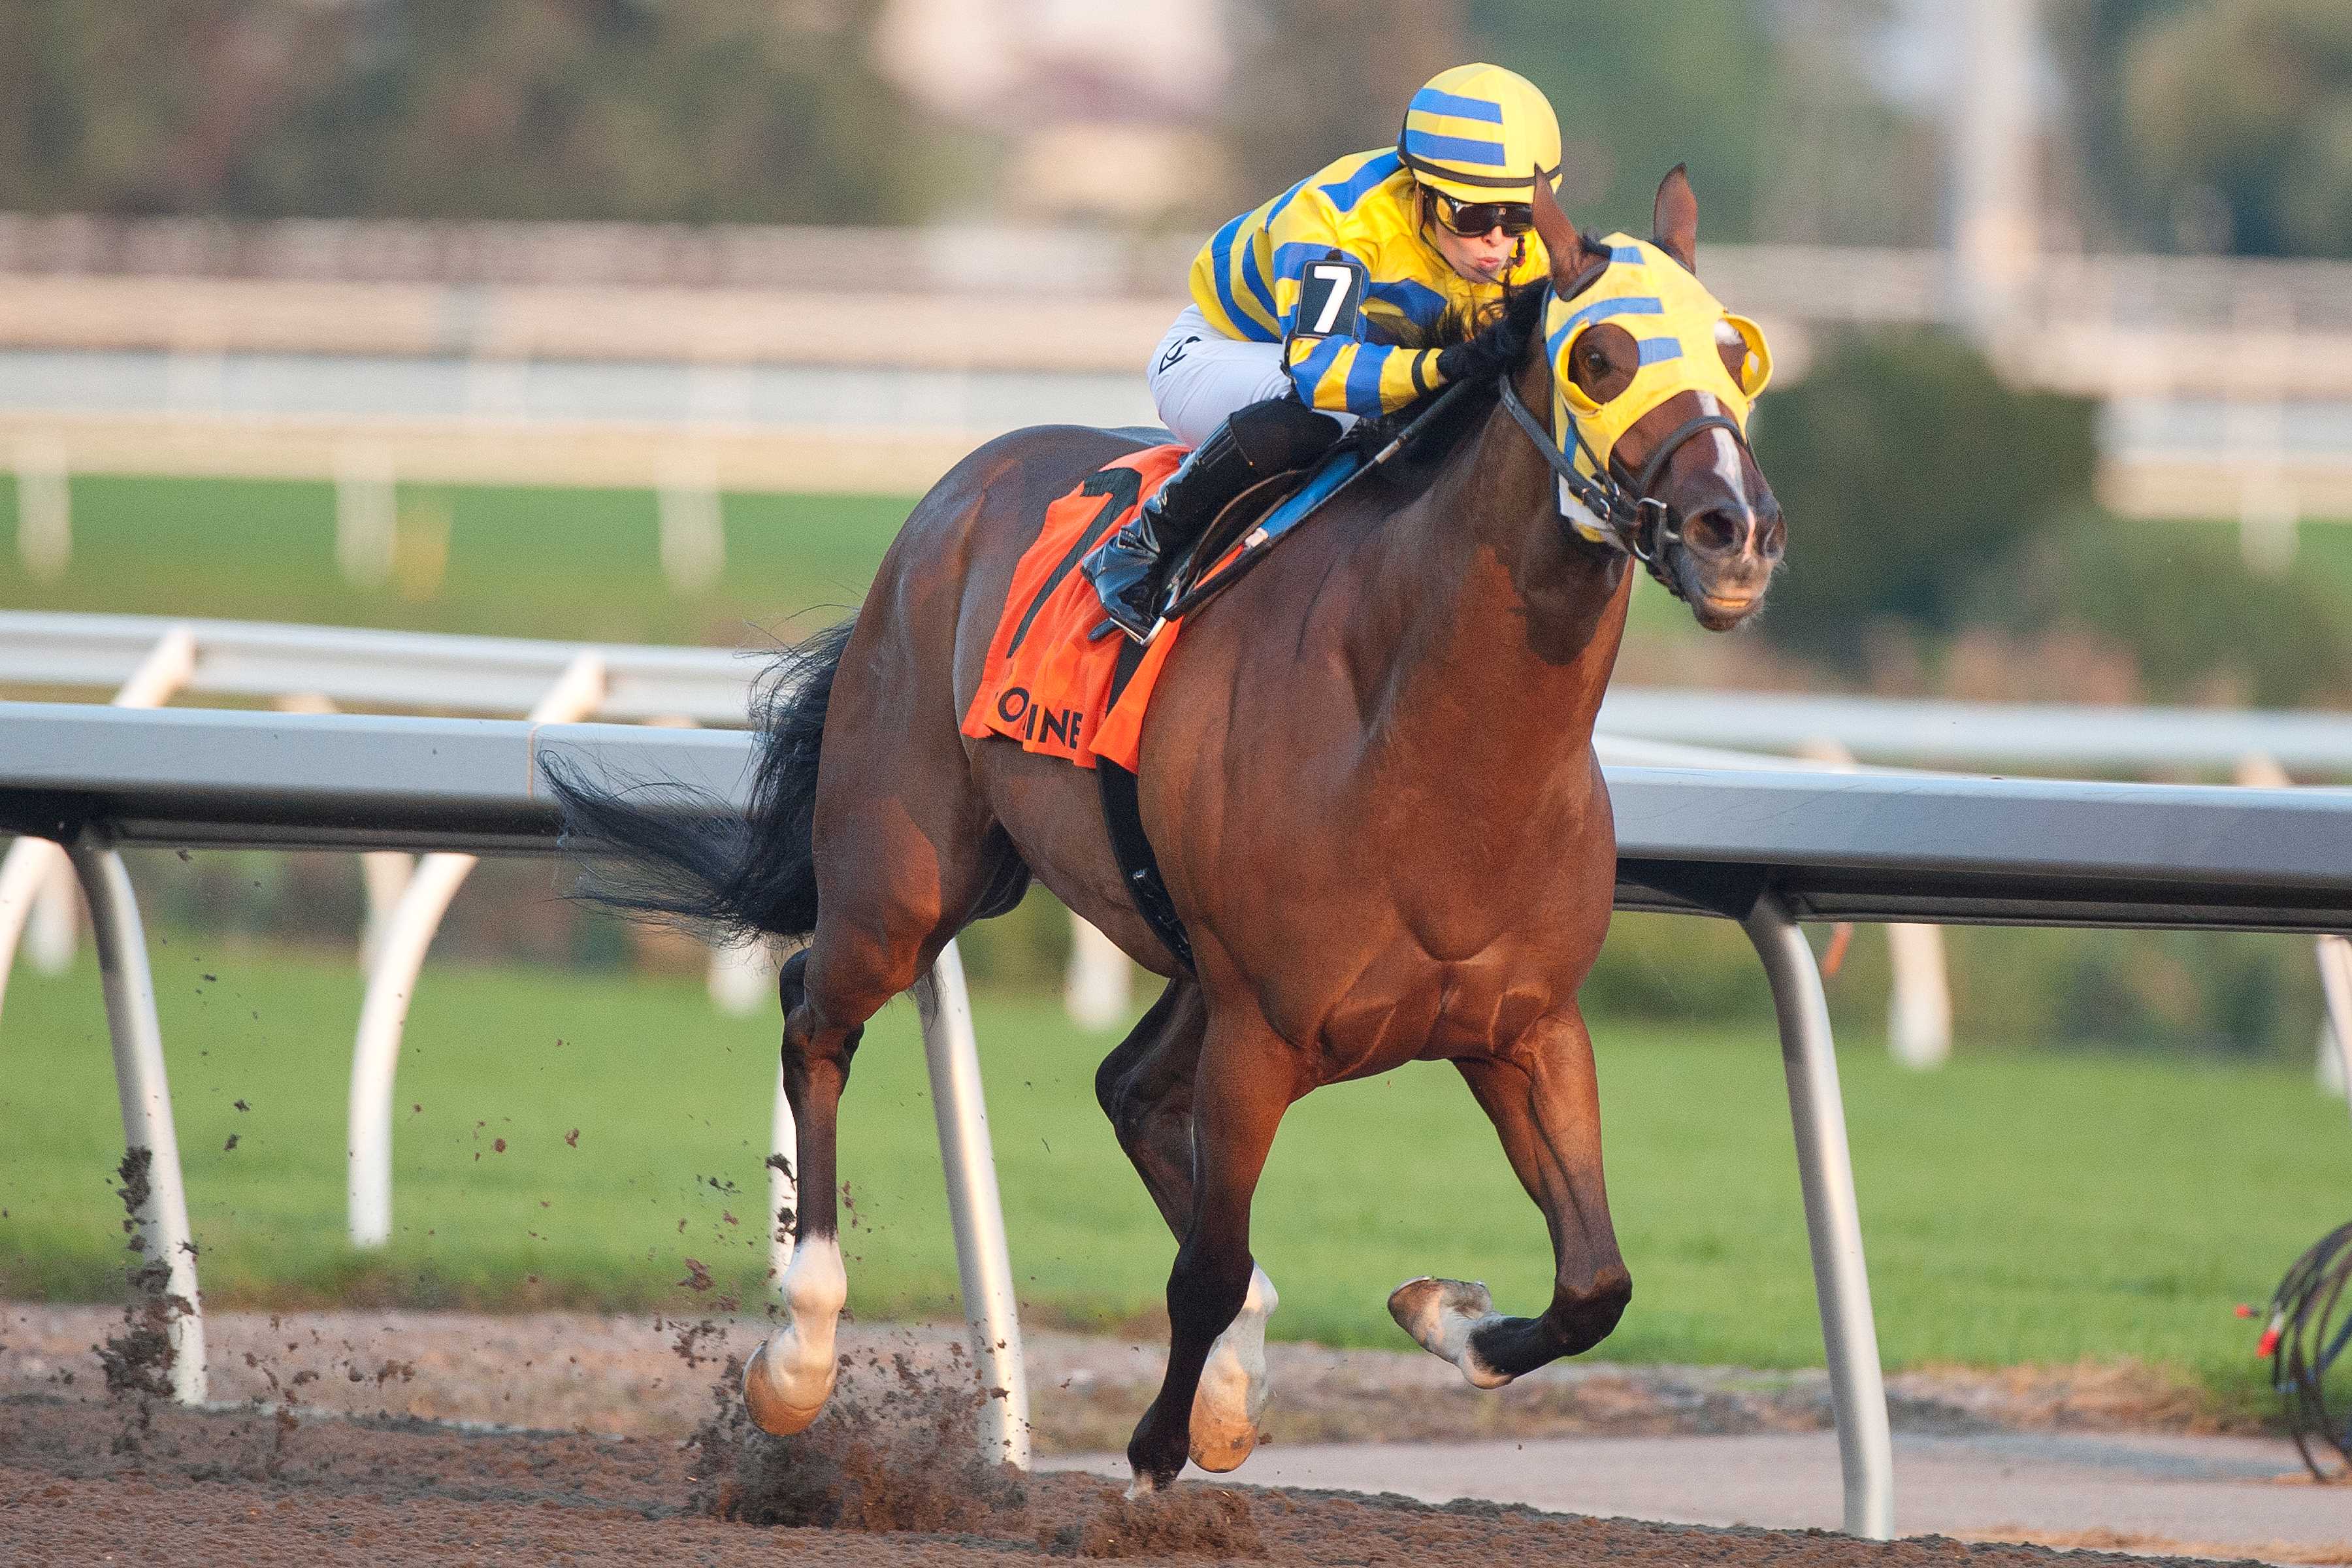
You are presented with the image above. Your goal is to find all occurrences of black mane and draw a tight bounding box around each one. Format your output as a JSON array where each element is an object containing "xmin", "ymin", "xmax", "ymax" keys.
[{"xmin": 1357, "ymin": 280, "xmax": 1551, "ymax": 498}]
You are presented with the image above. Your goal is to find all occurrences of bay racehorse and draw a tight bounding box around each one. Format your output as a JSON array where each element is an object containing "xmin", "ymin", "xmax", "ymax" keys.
[{"xmin": 550, "ymin": 167, "xmax": 1784, "ymax": 1493}]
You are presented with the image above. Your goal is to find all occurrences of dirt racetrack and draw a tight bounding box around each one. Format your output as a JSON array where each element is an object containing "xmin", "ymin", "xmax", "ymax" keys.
[
  {"xmin": 2, "ymin": 1388, "xmax": 2274, "ymax": 1568},
  {"xmin": 0, "ymin": 1308, "xmax": 2276, "ymax": 1568}
]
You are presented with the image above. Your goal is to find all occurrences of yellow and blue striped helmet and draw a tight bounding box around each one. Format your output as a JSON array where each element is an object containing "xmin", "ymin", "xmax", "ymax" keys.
[{"xmin": 1397, "ymin": 63, "xmax": 1561, "ymax": 202}]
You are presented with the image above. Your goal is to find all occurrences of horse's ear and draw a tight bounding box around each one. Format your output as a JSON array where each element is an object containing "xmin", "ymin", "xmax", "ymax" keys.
[
  {"xmin": 1531, "ymin": 169, "xmax": 1593, "ymax": 287},
  {"xmin": 1652, "ymin": 164, "xmax": 1697, "ymax": 272}
]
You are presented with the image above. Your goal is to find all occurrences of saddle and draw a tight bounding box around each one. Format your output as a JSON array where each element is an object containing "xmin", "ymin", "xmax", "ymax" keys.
[{"xmin": 960, "ymin": 434, "xmax": 1369, "ymax": 969}]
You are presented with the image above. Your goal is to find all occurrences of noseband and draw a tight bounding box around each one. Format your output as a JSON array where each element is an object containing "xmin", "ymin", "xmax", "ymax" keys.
[{"xmin": 1494, "ymin": 362, "xmax": 1748, "ymax": 602}]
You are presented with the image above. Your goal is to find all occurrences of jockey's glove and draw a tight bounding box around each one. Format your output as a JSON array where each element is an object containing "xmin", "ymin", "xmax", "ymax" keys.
[{"xmin": 1432, "ymin": 293, "xmax": 1541, "ymax": 387}]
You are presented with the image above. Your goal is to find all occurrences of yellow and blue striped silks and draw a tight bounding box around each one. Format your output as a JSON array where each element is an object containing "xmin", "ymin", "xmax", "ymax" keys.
[{"xmin": 1186, "ymin": 146, "xmax": 1552, "ymax": 419}]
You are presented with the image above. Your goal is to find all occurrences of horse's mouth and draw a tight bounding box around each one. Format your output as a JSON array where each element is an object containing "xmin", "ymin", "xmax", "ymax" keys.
[
  {"xmin": 1690, "ymin": 586, "xmax": 1764, "ymax": 630},
  {"xmin": 1667, "ymin": 549, "xmax": 1769, "ymax": 630}
]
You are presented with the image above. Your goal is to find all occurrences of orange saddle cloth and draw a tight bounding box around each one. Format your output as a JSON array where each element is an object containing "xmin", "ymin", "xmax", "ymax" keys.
[{"xmin": 960, "ymin": 445, "xmax": 1195, "ymax": 774}]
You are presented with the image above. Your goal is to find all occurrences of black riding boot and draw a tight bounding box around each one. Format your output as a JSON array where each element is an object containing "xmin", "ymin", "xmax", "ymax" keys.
[{"xmin": 1085, "ymin": 397, "xmax": 1340, "ymax": 642}]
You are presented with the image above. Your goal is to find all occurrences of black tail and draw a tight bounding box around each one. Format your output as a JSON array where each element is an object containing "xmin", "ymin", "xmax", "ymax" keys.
[{"xmin": 543, "ymin": 619, "xmax": 855, "ymax": 942}]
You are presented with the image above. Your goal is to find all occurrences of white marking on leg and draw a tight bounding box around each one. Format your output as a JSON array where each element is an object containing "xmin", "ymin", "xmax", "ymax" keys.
[
  {"xmin": 1387, "ymin": 1276, "xmax": 1514, "ymax": 1389},
  {"xmin": 1188, "ymin": 1266, "xmax": 1278, "ymax": 1473},
  {"xmin": 743, "ymin": 1232, "xmax": 847, "ymax": 1435}
]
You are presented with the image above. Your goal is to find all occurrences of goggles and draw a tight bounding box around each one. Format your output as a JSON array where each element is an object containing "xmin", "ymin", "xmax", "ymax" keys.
[
  {"xmin": 1539, "ymin": 235, "xmax": 1773, "ymax": 546},
  {"xmin": 1429, "ymin": 191, "xmax": 1535, "ymax": 238}
]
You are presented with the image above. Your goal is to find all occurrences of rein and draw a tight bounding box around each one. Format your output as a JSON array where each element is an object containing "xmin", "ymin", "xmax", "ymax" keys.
[{"xmin": 1495, "ymin": 333, "xmax": 1748, "ymax": 602}]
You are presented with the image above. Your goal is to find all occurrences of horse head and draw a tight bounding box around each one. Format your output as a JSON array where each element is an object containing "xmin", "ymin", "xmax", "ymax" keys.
[{"xmin": 1528, "ymin": 167, "xmax": 1785, "ymax": 632}]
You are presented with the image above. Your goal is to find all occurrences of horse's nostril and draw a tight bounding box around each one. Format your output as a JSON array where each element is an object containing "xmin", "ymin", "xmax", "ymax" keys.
[{"xmin": 1683, "ymin": 508, "xmax": 1742, "ymax": 555}]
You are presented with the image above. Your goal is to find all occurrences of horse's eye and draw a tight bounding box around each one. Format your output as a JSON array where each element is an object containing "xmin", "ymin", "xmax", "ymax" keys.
[{"xmin": 1582, "ymin": 347, "xmax": 1608, "ymax": 374}]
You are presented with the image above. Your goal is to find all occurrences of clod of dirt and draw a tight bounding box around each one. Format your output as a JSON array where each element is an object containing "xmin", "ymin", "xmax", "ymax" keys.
[
  {"xmin": 1065, "ymin": 1485, "xmax": 1264, "ymax": 1559},
  {"xmin": 93, "ymin": 1148, "xmax": 191, "ymax": 1456},
  {"xmin": 689, "ymin": 1348, "xmax": 1025, "ymax": 1533},
  {"xmin": 672, "ymin": 1318, "xmax": 723, "ymax": 1371}
]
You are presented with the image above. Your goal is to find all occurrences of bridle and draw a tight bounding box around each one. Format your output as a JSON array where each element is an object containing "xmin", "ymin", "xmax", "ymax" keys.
[{"xmin": 1490, "ymin": 287, "xmax": 1754, "ymax": 602}]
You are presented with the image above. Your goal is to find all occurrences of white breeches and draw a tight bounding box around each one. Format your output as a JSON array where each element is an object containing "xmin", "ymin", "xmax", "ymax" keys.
[{"xmin": 1146, "ymin": 305, "xmax": 1358, "ymax": 448}]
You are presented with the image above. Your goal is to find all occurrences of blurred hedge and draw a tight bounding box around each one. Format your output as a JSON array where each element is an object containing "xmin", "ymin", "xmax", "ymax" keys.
[
  {"xmin": 1746, "ymin": 329, "xmax": 2100, "ymax": 668},
  {"xmin": 1748, "ymin": 327, "xmax": 2352, "ymax": 708},
  {"xmin": 1985, "ymin": 515, "xmax": 2352, "ymax": 708}
]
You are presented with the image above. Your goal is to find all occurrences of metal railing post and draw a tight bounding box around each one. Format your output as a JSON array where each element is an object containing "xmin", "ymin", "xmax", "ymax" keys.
[
  {"xmin": 0, "ymin": 627, "xmax": 195, "ymax": 1027},
  {"xmin": 346, "ymin": 851, "xmax": 483, "ymax": 1247},
  {"xmin": 347, "ymin": 653, "xmax": 607, "ymax": 1247},
  {"xmin": 67, "ymin": 840, "xmax": 208, "ymax": 1405},
  {"xmin": 912, "ymin": 939, "xmax": 1031, "ymax": 1469},
  {"xmin": 2234, "ymin": 755, "xmax": 2352, "ymax": 1101},
  {"xmin": 1741, "ymin": 892, "xmax": 1894, "ymax": 1539},
  {"xmin": 768, "ymin": 1057, "xmax": 796, "ymax": 1289},
  {"xmin": 1064, "ymin": 911, "xmax": 1132, "ymax": 1030},
  {"xmin": 710, "ymin": 938, "xmax": 775, "ymax": 1017},
  {"xmin": 2317, "ymin": 938, "xmax": 2352, "ymax": 1119},
  {"xmin": 1794, "ymin": 738, "xmax": 1950, "ymax": 1069}
]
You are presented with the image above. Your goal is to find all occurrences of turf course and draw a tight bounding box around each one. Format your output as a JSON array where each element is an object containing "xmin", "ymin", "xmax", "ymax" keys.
[
  {"xmin": 0, "ymin": 472, "xmax": 1718, "ymax": 644},
  {"xmin": 5, "ymin": 938, "xmax": 2340, "ymax": 1403},
  {"xmin": 0, "ymin": 474, "xmax": 916, "ymax": 645}
]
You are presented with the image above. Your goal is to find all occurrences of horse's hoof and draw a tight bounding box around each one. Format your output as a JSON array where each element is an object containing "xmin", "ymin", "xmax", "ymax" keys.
[
  {"xmin": 1123, "ymin": 1471, "xmax": 1158, "ymax": 1501},
  {"xmin": 742, "ymin": 1234, "xmax": 849, "ymax": 1434},
  {"xmin": 1189, "ymin": 1266, "xmax": 1277, "ymax": 1472},
  {"xmin": 742, "ymin": 1340, "xmax": 836, "ymax": 1434},
  {"xmin": 1387, "ymin": 1275, "xmax": 1513, "ymax": 1389}
]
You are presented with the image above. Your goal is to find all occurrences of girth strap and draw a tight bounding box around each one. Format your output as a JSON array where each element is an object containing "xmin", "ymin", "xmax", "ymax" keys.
[{"xmin": 1097, "ymin": 635, "xmax": 1196, "ymax": 973}]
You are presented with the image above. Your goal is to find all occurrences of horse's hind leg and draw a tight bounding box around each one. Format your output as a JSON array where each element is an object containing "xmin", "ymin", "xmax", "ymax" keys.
[
  {"xmin": 744, "ymin": 945, "xmax": 855, "ymax": 1433},
  {"xmin": 1388, "ymin": 1007, "xmax": 1631, "ymax": 1387},
  {"xmin": 743, "ymin": 687, "xmax": 1004, "ymax": 1436},
  {"xmin": 1094, "ymin": 979, "xmax": 1279, "ymax": 1473}
]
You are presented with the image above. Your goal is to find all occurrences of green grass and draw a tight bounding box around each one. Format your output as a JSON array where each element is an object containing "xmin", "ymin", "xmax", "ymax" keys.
[
  {"xmin": 0, "ymin": 474, "xmax": 917, "ymax": 643},
  {"xmin": 16, "ymin": 476, "xmax": 2352, "ymax": 656},
  {"xmin": 4, "ymin": 938, "xmax": 2342, "ymax": 1402},
  {"xmin": 0, "ymin": 472, "xmax": 1711, "ymax": 649}
]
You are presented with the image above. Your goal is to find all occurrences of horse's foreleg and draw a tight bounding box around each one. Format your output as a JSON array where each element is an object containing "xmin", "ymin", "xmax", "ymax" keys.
[
  {"xmin": 1390, "ymin": 1009, "xmax": 1630, "ymax": 1387},
  {"xmin": 1124, "ymin": 1011, "xmax": 1294, "ymax": 1495},
  {"xmin": 1094, "ymin": 980, "xmax": 1278, "ymax": 1473}
]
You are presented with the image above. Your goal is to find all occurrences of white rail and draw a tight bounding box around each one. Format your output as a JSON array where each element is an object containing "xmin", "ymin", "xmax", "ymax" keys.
[
  {"xmin": 346, "ymin": 652, "xmax": 608, "ymax": 1248},
  {"xmin": 0, "ymin": 611, "xmax": 1137, "ymax": 1200},
  {"xmin": 0, "ymin": 613, "xmax": 771, "ymax": 1245},
  {"xmin": 14, "ymin": 702, "xmax": 2352, "ymax": 1533},
  {"xmin": 20, "ymin": 612, "xmax": 2352, "ymax": 1092}
]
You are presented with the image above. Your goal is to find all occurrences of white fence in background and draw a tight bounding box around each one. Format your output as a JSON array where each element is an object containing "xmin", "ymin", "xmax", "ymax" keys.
[
  {"xmin": 20, "ymin": 612, "xmax": 2352, "ymax": 1103},
  {"xmin": 9, "ymin": 211, "xmax": 2352, "ymax": 528},
  {"xmin": 1600, "ymin": 687, "xmax": 2352, "ymax": 1085},
  {"xmin": 0, "ymin": 612, "xmax": 1136, "ymax": 1247}
]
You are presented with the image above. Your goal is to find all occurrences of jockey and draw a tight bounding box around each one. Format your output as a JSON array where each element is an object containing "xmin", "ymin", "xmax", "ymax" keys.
[{"xmin": 1086, "ymin": 62, "xmax": 1561, "ymax": 641}]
